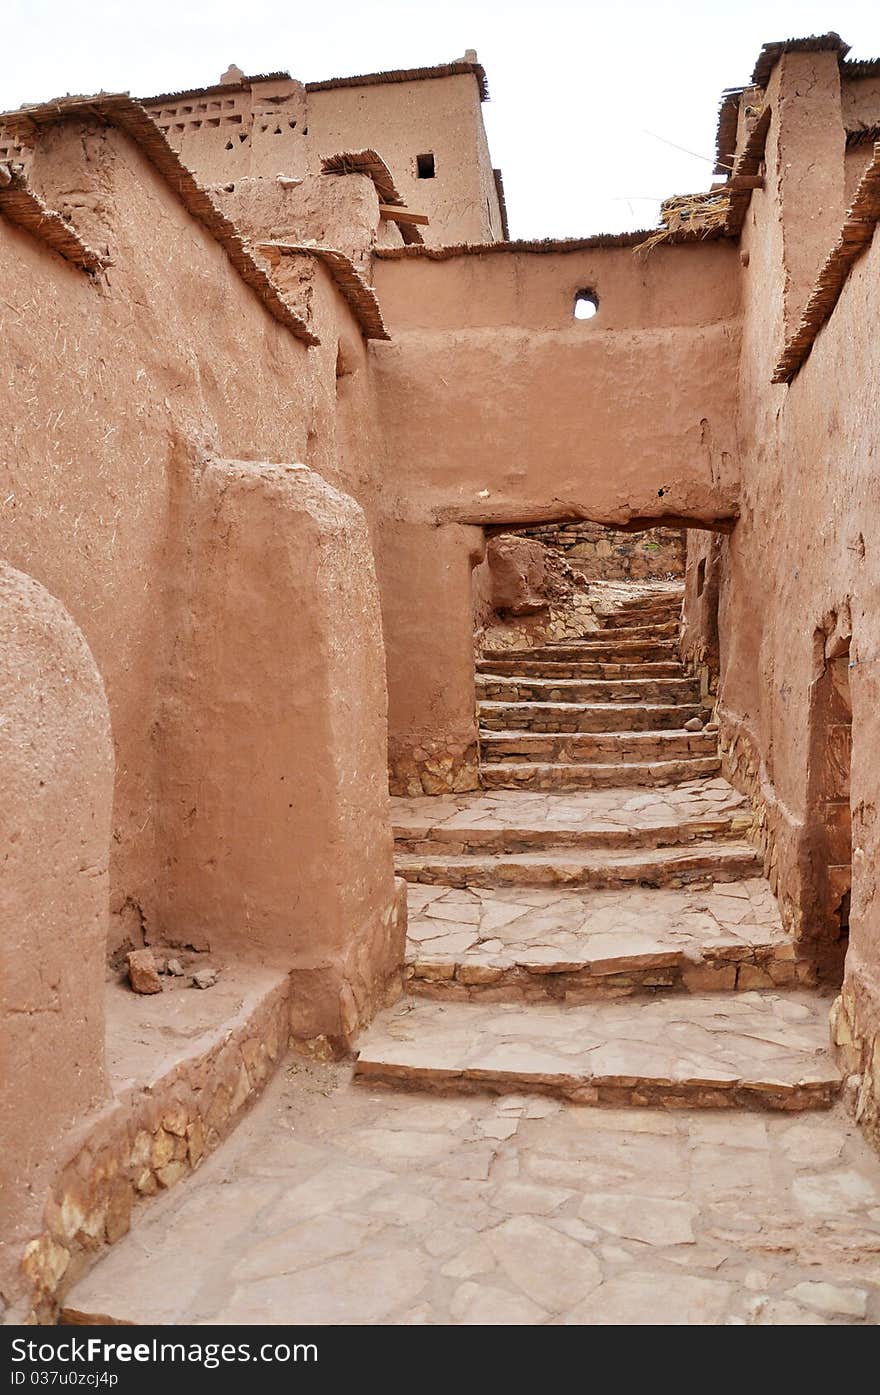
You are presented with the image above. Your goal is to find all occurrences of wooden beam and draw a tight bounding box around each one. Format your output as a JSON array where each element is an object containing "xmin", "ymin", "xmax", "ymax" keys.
[
  {"xmin": 378, "ymin": 204, "xmax": 429, "ymax": 226},
  {"xmin": 727, "ymin": 174, "xmax": 764, "ymax": 190}
]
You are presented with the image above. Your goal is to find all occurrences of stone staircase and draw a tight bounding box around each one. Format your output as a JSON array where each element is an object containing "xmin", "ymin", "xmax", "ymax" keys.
[
  {"xmin": 476, "ymin": 592, "xmax": 718, "ymax": 790},
  {"xmin": 357, "ymin": 588, "xmax": 841, "ymax": 1112}
]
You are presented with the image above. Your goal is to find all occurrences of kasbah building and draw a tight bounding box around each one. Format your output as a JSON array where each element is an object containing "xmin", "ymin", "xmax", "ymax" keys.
[{"xmin": 3, "ymin": 28, "xmax": 880, "ymax": 1327}]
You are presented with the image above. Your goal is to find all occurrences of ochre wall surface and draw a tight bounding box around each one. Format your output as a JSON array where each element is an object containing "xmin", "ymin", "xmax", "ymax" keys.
[
  {"xmin": 0, "ymin": 564, "xmax": 113, "ymax": 1296},
  {"xmin": 142, "ymin": 70, "xmax": 501, "ymax": 247},
  {"xmin": 0, "ymin": 120, "xmax": 398, "ymax": 990},
  {"xmin": 307, "ymin": 74, "xmax": 501, "ymax": 244},
  {"xmin": 372, "ymin": 242, "xmax": 742, "ymax": 529},
  {"xmin": 681, "ymin": 61, "xmax": 880, "ymax": 1140}
]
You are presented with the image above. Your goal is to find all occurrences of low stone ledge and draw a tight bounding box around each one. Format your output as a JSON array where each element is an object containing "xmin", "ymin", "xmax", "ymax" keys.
[
  {"xmin": 831, "ymin": 981, "xmax": 880, "ymax": 1155},
  {"xmin": 18, "ymin": 966, "xmax": 291, "ymax": 1323}
]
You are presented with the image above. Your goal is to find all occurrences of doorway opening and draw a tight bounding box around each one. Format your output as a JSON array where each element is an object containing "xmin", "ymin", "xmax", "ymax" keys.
[{"xmin": 469, "ymin": 519, "xmax": 722, "ymax": 789}]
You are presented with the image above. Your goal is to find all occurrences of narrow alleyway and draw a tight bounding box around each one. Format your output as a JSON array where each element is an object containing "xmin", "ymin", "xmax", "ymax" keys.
[{"xmin": 62, "ymin": 588, "xmax": 880, "ymax": 1325}]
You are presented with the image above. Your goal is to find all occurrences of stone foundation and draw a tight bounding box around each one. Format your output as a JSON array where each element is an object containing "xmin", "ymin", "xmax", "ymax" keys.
[
  {"xmin": 16, "ymin": 872, "xmax": 407, "ymax": 1326},
  {"xmin": 388, "ymin": 742, "xmax": 481, "ymax": 797},
  {"xmin": 831, "ymin": 981, "xmax": 880, "ymax": 1154},
  {"xmin": 519, "ymin": 523, "xmax": 686, "ymax": 581},
  {"xmin": 19, "ymin": 971, "xmax": 290, "ymax": 1324},
  {"xmin": 290, "ymin": 876, "xmax": 408, "ymax": 1048}
]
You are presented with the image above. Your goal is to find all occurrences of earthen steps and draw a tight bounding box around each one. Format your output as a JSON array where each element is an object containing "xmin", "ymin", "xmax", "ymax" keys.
[
  {"xmin": 479, "ymin": 729, "xmax": 718, "ymax": 764},
  {"xmin": 404, "ymin": 880, "xmax": 795, "ymax": 1001},
  {"xmin": 481, "ymin": 757, "xmax": 721, "ymax": 790},
  {"xmin": 479, "ymin": 664, "xmax": 686, "ymax": 686},
  {"xmin": 551, "ymin": 621, "xmax": 679, "ymax": 642},
  {"xmin": 478, "ymin": 700, "xmax": 704, "ymax": 733},
  {"xmin": 395, "ymin": 839, "xmax": 760, "ymax": 889},
  {"xmin": 476, "ymin": 675, "xmax": 701, "ymax": 705},
  {"xmin": 393, "ymin": 808, "xmax": 750, "ymax": 853},
  {"xmin": 353, "ymin": 993, "xmax": 841, "ymax": 1110},
  {"xmin": 599, "ymin": 609, "xmax": 681, "ymax": 629},
  {"xmin": 522, "ymin": 640, "xmax": 680, "ymax": 662}
]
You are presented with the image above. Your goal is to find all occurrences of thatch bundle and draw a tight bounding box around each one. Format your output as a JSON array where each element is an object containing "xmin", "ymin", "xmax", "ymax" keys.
[{"xmin": 635, "ymin": 190, "xmax": 730, "ymax": 255}]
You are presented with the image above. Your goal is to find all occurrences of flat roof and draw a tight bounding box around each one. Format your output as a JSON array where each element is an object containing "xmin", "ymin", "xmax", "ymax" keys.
[{"xmin": 140, "ymin": 59, "xmax": 489, "ymax": 109}]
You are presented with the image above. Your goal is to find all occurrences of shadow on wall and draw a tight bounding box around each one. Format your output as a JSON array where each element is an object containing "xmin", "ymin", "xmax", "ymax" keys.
[{"xmin": 804, "ymin": 625, "xmax": 853, "ymax": 982}]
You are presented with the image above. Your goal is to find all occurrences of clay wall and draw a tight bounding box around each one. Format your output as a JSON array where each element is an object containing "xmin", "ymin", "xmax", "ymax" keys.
[
  {"xmin": 143, "ymin": 69, "xmax": 500, "ymax": 248},
  {"xmin": 372, "ymin": 241, "xmax": 741, "ymax": 529},
  {"xmin": 0, "ymin": 117, "xmax": 397, "ymax": 992},
  {"xmin": 682, "ymin": 53, "xmax": 880, "ymax": 1132},
  {"xmin": 372, "ymin": 239, "xmax": 740, "ymax": 790},
  {"xmin": 0, "ymin": 566, "xmax": 114, "ymax": 1291},
  {"xmin": 306, "ymin": 74, "xmax": 500, "ymax": 245}
]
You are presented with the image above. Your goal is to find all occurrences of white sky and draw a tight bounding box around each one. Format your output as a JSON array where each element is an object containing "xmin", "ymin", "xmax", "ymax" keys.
[{"xmin": 6, "ymin": 0, "xmax": 880, "ymax": 237}]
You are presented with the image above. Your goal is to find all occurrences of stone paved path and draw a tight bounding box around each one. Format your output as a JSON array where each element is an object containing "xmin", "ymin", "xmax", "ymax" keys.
[
  {"xmin": 62, "ymin": 586, "xmax": 876, "ymax": 1325},
  {"xmin": 63, "ymin": 1063, "xmax": 880, "ymax": 1325}
]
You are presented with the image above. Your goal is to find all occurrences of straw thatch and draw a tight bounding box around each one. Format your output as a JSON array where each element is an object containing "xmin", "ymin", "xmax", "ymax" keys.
[
  {"xmin": 714, "ymin": 88, "xmax": 744, "ymax": 175},
  {"xmin": 841, "ymin": 57, "xmax": 880, "ymax": 79},
  {"xmin": 846, "ymin": 126, "xmax": 880, "ymax": 150},
  {"xmin": 0, "ymin": 163, "xmax": 105, "ymax": 270},
  {"xmin": 492, "ymin": 168, "xmax": 510, "ymax": 240},
  {"xmin": 307, "ymin": 60, "xmax": 488, "ymax": 103},
  {"xmin": 723, "ymin": 105, "xmax": 772, "ymax": 236},
  {"xmin": 375, "ymin": 227, "xmax": 727, "ymax": 263},
  {"xmin": 0, "ymin": 92, "xmax": 318, "ymax": 345},
  {"xmin": 751, "ymin": 33, "xmax": 849, "ymax": 88},
  {"xmin": 320, "ymin": 149, "xmax": 424, "ymax": 246},
  {"xmin": 773, "ymin": 141, "xmax": 880, "ymax": 384},
  {"xmin": 140, "ymin": 73, "xmax": 292, "ymax": 108},
  {"xmin": 634, "ymin": 190, "xmax": 730, "ymax": 256},
  {"xmin": 257, "ymin": 241, "xmax": 390, "ymax": 340}
]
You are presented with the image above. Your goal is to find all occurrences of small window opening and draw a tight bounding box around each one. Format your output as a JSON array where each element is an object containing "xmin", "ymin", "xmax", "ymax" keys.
[
  {"xmin": 416, "ymin": 152, "xmax": 435, "ymax": 179},
  {"xmin": 696, "ymin": 559, "xmax": 706, "ymax": 596},
  {"xmin": 573, "ymin": 289, "xmax": 598, "ymax": 320}
]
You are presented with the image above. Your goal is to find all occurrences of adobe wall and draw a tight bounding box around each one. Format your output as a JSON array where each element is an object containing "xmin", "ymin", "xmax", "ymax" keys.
[
  {"xmin": 142, "ymin": 70, "xmax": 500, "ymax": 247},
  {"xmin": 0, "ymin": 118, "xmax": 399, "ymax": 1013},
  {"xmin": 372, "ymin": 238, "xmax": 741, "ymax": 788},
  {"xmin": 307, "ymin": 74, "xmax": 500, "ymax": 244},
  {"xmin": 0, "ymin": 565, "xmax": 114, "ymax": 1307},
  {"xmin": 372, "ymin": 241, "xmax": 741, "ymax": 528},
  {"xmin": 681, "ymin": 56, "xmax": 880, "ymax": 1138}
]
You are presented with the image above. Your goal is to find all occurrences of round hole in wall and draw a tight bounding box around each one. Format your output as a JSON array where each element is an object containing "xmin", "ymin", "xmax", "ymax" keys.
[{"xmin": 573, "ymin": 289, "xmax": 599, "ymax": 320}]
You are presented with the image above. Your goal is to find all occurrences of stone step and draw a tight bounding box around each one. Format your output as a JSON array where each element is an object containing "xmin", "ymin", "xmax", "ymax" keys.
[
  {"xmin": 395, "ymin": 839, "xmax": 761, "ymax": 890},
  {"xmin": 524, "ymin": 640, "xmax": 680, "ymax": 662},
  {"xmin": 353, "ymin": 992, "xmax": 841, "ymax": 1110},
  {"xmin": 476, "ymin": 675, "xmax": 701, "ymax": 705},
  {"xmin": 480, "ymin": 757, "xmax": 722, "ymax": 790},
  {"xmin": 478, "ymin": 658, "xmax": 686, "ymax": 680},
  {"xmin": 390, "ymin": 780, "xmax": 752, "ymax": 851},
  {"xmin": 404, "ymin": 880, "xmax": 796, "ymax": 1001},
  {"xmin": 478, "ymin": 700, "xmax": 704, "ymax": 733},
  {"xmin": 599, "ymin": 607, "xmax": 681, "ymax": 629},
  {"xmin": 394, "ymin": 809, "xmax": 749, "ymax": 854},
  {"xmin": 479, "ymin": 729, "xmax": 718, "ymax": 765},
  {"xmin": 553, "ymin": 621, "xmax": 679, "ymax": 642}
]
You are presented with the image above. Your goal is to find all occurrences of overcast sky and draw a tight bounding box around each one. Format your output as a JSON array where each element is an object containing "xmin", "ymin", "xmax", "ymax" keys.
[{"xmin": 6, "ymin": 1, "xmax": 880, "ymax": 237}]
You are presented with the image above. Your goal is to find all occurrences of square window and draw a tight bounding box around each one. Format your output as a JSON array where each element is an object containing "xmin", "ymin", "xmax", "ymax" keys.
[{"xmin": 416, "ymin": 152, "xmax": 435, "ymax": 178}]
